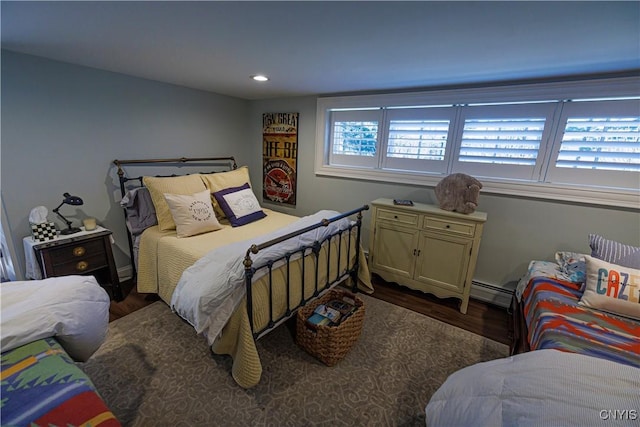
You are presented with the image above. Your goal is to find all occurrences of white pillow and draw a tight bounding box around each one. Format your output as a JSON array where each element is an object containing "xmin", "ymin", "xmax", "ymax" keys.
[
  {"xmin": 579, "ymin": 255, "xmax": 640, "ymax": 320},
  {"xmin": 0, "ymin": 275, "xmax": 109, "ymax": 362},
  {"xmin": 164, "ymin": 189, "xmax": 222, "ymax": 238},
  {"xmin": 212, "ymin": 183, "xmax": 266, "ymax": 227}
]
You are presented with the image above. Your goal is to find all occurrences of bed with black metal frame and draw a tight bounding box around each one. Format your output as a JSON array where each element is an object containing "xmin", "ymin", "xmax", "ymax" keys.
[{"xmin": 112, "ymin": 156, "xmax": 371, "ymax": 387}]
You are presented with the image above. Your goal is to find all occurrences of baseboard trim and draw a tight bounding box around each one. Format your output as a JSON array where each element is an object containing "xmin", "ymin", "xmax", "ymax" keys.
[
  {"xmin": 470, "ymin": 280, "xmax": 513, "ymax": 308},
  {"xmin": 117, "ymin": 265, "xmax": 134, "ymax": 283}
]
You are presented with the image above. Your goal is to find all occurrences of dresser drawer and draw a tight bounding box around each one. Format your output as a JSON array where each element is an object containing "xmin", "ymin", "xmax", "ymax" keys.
[
  {"xmin": 51, "ymin": 253, "xmax": 108, "ymax": 276},
  {"xmin": 423, "ymin": 217, "xmax": 476, "ymax": 236},
  {"xmin": 376, "ymin": 209, "xmax": 419, "ymax": 226},
  {"xmin": 47, "ymin": 239, "xmax": 105, "ymax": 264}
]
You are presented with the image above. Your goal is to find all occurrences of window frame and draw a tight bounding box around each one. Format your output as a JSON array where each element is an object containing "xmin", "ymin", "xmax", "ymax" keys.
[{"xmin": 315, "ymin": 76, "xmax": 640, "ymax": 209}]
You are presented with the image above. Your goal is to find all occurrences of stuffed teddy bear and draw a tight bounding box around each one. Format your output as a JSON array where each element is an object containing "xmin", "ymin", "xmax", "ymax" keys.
[{"xmin": 435, "ymin": 173, "xmax": 483, "ymax": 214}]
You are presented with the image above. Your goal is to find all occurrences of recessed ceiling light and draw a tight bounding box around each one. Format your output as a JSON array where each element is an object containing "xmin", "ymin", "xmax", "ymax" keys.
[{"xmin": 251, "ymin": 75, "xmax": 269, "ymax": 82}]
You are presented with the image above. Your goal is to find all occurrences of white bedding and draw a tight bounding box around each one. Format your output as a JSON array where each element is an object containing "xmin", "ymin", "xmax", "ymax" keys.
[
  {"xmin": 0, "ymin": 275, "xmax": 110, "ymax": 361},
  {"xmin": 171, "ymin": 209, "xmax": 354, "ymax": 346},
  {"xmin": 425, "ymin": 349, "xmax": 640, "ymax": 427}
]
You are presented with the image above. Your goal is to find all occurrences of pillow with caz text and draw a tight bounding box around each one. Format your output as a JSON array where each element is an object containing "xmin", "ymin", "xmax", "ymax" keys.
[{"xmin": 579, "ymin": 255, "xmax": 640, "ymax": 321}]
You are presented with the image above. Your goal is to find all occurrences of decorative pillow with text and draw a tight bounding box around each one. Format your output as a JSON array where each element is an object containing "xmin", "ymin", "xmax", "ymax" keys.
[
  {"xmin": 579, "ymin": 255, "xmax": 640, "ymax": 320},
  {"xmin": 213, "ymin": 183, "xmax": 266, "ymax": 227},
  {"xmin": 164, "ymin": 189, "xmax": 222, "ymax": 238},
  {"xmin": 143, "ymin": 174, "xmax": 207, "ymax": 231},
  {"xmin": 201, "ymin": 166, "xmax": 252, "ymax": 219}
]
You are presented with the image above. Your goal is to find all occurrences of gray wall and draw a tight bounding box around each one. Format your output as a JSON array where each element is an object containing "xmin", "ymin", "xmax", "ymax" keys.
[
  {"xmin": 247, "ymin": 96, "xmax": 640, "ymax": 290},
  {"xmin": 3, "ymin": 50, "xmax": 639, "ymax": 294},
  {"xmin": 1, "ymin": 51, "xmax": 250, "ymax": 278}
]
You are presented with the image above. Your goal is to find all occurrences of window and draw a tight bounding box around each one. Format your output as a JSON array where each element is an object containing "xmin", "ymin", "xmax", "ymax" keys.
[
  {"xmin": 329, "ymin": 109, "xmax": 381, "ymax": 169},
  {"xmin": 315, "ymin": 77, "xmax": 640, "ymax": 208},
  {"xmin": 383, "ymin": 106, "xmax": 456, "ymax": 174},
  {"xmin": 545, "ymin": 99, "xmax": 640, "ymax": 189},
  {"xmin": 452, "ymin": 103, "xmax": 558, "ymax": 180}
]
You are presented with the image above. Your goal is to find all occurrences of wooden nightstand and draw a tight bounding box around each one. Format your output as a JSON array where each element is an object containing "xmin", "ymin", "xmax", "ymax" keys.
[{"xmin": 23, "ymin": 227, "xmax": 124, "ymax": 301}]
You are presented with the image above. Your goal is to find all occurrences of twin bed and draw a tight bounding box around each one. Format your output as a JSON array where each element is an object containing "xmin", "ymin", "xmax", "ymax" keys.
[
  {"xmin": 1, "ymin": 276, "xmax": 119, "ymax": 426},
  {"xmin": 426, "ymin": 239, "xmax": 640, "ymax": 426},
  {"xmin": 113, "ymin": 156, "xmax": 372, "ymax": 388}
]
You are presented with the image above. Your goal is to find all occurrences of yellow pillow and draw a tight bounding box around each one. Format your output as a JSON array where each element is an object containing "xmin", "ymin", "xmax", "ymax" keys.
[
  {"xmin": 143, "ymin": 174, "xmax": 207, "ymax": 231},
  {"xmin": 200, "ymin": 166, "xmax": 252, "ymax": 218}
]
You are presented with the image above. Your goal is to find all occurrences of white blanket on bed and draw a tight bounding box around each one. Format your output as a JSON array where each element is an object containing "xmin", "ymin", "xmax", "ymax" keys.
[
  {"xmin": 426, "ymin": 349, "xmax": 640, "ymax": 427},
  {"xmin": 0, "ymin": 276, "xmax": 110, "ymax": 361},
  {"xmin": 171, "ymin": 210, "xmax": 352, "ymax": 345}
]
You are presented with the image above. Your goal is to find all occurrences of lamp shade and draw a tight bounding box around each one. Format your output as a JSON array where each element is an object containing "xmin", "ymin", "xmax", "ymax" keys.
[{"xmin": 63, "ymin": 193, "xmax": 83, "ymax": 206}]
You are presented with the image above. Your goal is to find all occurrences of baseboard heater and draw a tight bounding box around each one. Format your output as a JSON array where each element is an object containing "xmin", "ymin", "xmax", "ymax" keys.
[{"xmin": 470, "ymin": 280, "xmax": 514, "ymax": 309}]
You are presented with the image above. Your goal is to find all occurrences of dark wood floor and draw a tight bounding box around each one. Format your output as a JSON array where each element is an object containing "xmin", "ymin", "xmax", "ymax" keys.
[{"xmin": 109, "ymin": 275, "xmax": 511, "ymax": 345}]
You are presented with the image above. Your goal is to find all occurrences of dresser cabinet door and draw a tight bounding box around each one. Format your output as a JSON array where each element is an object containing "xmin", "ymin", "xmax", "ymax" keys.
[
  {"xmin": 415, "ymin": 231, "xmax": 472, "ymax": 293},
  {"xmin": 371, "ymin": 222, "xmax": 418, "ymax": 280}
]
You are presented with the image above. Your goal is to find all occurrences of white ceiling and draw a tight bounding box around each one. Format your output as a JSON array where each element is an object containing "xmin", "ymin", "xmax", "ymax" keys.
[{"xmin": 2, "ymin": 1, "xmax": 639, "ymax": 100}]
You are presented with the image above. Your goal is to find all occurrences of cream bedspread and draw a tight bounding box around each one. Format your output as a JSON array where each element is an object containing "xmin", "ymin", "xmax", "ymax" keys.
[
  {"xmin": 136, "ymin": 208, "xmax": 372, "ymax": 388},
  {"xmin": 137, "ymin": 209, "xmax": 298, "ymax": 300}
]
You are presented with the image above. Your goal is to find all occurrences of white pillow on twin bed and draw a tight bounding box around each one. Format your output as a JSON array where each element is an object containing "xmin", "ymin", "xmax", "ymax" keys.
[
  {"xmin": 0, "ymin": 275, "xmax": 109, "ymax": 362},
  {"xmin": 579, "ymin": 255, "xmax": 640, "ymax": 320},
  {"xmin": 164, "ymin": 189, "xmax": 223, "ymax": 238}
]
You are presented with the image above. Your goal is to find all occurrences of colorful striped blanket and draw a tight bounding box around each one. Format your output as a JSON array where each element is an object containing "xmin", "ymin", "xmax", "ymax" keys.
[
  {"xmin": 1, "ymin": 337, "xmax": 120, "ymax": 427},
  {"xmin": 522, "ymin": 276, "xmax": 640, "ymax": 368}
]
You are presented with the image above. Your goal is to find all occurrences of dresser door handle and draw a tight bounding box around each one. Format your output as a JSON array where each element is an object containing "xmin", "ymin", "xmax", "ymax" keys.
[
  {"xmin": 445, "ymin": 224, "xmax": 451, "ymax": 229},
  {"xmin": 76, "ymin": 261, "xmax": 89, "ymax": 271},
  {"xmin": 394, "ymin": 215, "xmax": 398, "ymax": 219},
  {"xmin": 73, "ymin": 246, "xmax": 86, "ymax": 257}
]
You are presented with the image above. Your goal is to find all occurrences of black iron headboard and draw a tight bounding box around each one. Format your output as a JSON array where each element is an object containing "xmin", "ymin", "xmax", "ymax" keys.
[{"xmin": 112, "ymin": 156, "xmax": 238, "ymax": 277}]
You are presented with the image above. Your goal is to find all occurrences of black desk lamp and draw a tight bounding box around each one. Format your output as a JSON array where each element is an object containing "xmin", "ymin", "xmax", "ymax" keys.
[{"xmin": 53, "ymin": 192, "xmax": 84, "ymax": 235}]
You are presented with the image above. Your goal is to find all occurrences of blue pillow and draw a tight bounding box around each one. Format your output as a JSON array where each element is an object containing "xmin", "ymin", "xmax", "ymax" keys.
[
  {"xmin": 589, "ymin": 234, "xmax": 640, "ymax": 269},
  {"xmin": 212, "ymin": 183, "xmax": 266, "ymax": 227}
]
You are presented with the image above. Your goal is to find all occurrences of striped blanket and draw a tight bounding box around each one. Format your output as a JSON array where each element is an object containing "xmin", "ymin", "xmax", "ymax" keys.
[
  {"xmin": 1, "ymin": 338, "xmax": 120, "ymax": 427},
  {"xmin": 522, "ymin": 276, "xmax": 640, "ymax": 367}
]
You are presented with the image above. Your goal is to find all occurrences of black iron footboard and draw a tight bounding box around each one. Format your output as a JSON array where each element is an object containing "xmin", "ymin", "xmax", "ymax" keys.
[{"xmin": 243, "ymin": 205, "xmax": 369, "ymax": 340}]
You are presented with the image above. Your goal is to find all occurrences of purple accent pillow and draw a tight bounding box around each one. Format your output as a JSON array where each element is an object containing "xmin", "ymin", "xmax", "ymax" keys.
[
  {"xmin": 212, "ymin": 183, "xmax": 266, "ymax": 227},
  {"xmin": 589, "ymin": 234, "xmax": 640, "ymax": 269}
]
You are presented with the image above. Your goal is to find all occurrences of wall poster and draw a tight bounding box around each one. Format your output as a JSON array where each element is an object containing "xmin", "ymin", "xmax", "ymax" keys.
[{"xmin": 262, "ymin": 112, "xmax": 299, "ymax": 206}]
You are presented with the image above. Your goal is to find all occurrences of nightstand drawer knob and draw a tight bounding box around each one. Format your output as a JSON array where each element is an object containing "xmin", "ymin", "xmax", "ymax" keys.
[
  {"xmin": 73, "ymin": 246, "xmax": 86, "ymax": 257},
  {"xmin": 76, "ymin": 261, "xmax": 89, "ymax": 271}
]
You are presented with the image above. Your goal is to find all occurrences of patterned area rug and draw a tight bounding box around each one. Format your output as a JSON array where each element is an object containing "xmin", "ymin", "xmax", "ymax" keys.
[{"xmin": 80, "ymin": 295, "xmax": 508, "ymax": 426}]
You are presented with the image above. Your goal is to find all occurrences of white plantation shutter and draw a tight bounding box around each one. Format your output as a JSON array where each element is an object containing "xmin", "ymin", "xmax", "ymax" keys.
[
  {"xmin": 329, "ymin": 109, "xmax": 382, "ymax": 168},
  {"xmin": 452, "ymin": 103, "xmax": 557, "ymax": 180},
  {"xmin": 387, "ymin": 119, "xmax": 449, "ymax": 160},
  {"xmin": 459, "ymin": 118, "xmax": 545, "ymax": 165},
  {"xmin": 316, "ymin": 77, "xmax": 640, "ymax": 206},
  {"xmin": 555, "ymin": 118, "xmax": 639, "ymax": 171},
  {"xmin": 382, "ymin": 106, "xmax": 456, "ymax": 174},
  {"xmin": 545, "ymin": 99, "xmax": 640, "ymax": 189}
]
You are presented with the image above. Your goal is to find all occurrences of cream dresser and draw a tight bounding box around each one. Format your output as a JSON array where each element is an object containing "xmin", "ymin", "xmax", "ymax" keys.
[{"xmin": 369, "ymin": 198, "xmax": 487, "ymax": 314}]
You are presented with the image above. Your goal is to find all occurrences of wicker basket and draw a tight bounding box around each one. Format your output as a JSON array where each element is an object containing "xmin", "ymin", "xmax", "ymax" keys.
[{"xmin": 296, "ymin": 289, "xmax": 365, "ymax": 367}]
